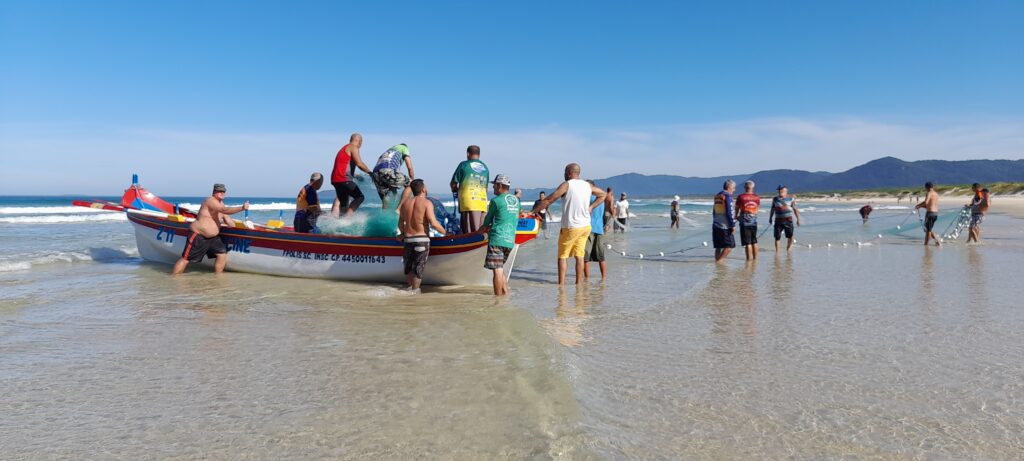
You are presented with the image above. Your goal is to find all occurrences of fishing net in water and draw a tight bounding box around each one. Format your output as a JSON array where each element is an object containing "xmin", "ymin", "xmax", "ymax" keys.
[{"xmin": 316, "ymin": 209, "xmax": 399, "ymax": 237}]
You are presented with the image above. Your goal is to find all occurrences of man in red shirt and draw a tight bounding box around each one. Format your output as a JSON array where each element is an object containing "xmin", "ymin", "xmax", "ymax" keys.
[
  {"xmin": 734, "ymin": 180, "xmax": 761, "ymax": 260},
  {"xmin": 330, "ymin": 133, "xmax": 373, "ymax": 217}
]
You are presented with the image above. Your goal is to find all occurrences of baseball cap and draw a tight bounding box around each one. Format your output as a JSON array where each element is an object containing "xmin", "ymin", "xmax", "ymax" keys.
[
  {"xmin": 492, "ymin": 174, "xmax": 511, "ymax": 186},
  {"xmin": 213, "ymin": 183, "xmax": 227, "ymax": 192},
  {"xmin": 776, "ymin": 184, "xmax": 787, "ymax": 190}
]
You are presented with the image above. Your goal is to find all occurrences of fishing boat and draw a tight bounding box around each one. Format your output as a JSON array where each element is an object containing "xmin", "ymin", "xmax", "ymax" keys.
[{"xmin": 74, "ymin": 176, "xmax": 541, "ymax": 286}]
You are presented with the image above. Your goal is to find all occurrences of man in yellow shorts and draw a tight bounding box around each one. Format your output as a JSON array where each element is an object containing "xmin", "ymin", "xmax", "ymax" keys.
[{"xmin": 533, "ymin": 163, "xmax": 607, "ymax": 284}]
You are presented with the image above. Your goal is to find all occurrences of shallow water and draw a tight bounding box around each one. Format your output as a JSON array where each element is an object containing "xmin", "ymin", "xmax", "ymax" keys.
[{"xmin": 2, "ymin": 198, "xmax": 1023, "ymax": 459}]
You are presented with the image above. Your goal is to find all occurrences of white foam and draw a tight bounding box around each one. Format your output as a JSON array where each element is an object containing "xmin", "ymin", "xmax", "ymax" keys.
[
  {"xmin": 0, "ymin": 247, "xmax": 139, "ymax": 272},
  {"xmin": 0, "ymin": 214, "xmax": 128, "ymax": 224},
  {"xmin": 0, "ymin": 206, "xmax": 111, "ymax": 215}
]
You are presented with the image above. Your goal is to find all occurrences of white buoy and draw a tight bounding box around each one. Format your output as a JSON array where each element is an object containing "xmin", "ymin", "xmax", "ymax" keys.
[
  {"xmin": 896, "ymin": 225, "xmax": 902, "ymax": 230},
  {"xmin": 827, "ymin": 243, "xmax": 832, "ymax": 247},
  {"xmin": 877, "ymin": 233, "xmax": 883, "ymax": 239},
  {"xmin": 621, "ymin": 251, "xmax": 626, "ymax": 256},
  {"xmin": 638, "ymin": 254, "xmax": 644, "ymax": 259},
  {"xmin": 856, "ymin": 242, "xmax": 863, "ymax": 246},
  {"xmin": 702, "ymin": 241, "xmax": 708, "ymax": 247},
  {"xmin": 606, "ymin": 244, "xmax": 612, "ymax": 249},
  {"xmin": 807, "ymin": 244, "xmax": 812, "ymax": 249},
  {"xmin": 659, "ymin": 252, "xmax": 664, "ymax": 257},
  {"xmin": 842, "ymin": 242, "xmax": 848, "ymax": 247}
]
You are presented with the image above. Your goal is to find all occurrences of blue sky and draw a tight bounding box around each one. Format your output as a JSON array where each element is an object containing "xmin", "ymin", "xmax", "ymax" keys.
[{"xmin": 1, "ymin": 0, "xmax": 1022, "ymax": 195}]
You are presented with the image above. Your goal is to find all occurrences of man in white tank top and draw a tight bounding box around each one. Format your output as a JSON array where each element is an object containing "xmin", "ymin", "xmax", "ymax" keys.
[{"xmin": 532, "ymin": 163, "xmax": 607, "ymax": 284}]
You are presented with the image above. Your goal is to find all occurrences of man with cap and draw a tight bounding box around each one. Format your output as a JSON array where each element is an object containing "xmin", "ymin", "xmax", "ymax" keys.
[
  {"xmin": 294, "ymin": 172, "xmax": 323, "ymax": 233},
  {"xmin": 768, "ymin": 185, "xmax": 802, "ymax": 252},
  {"xmin": 172, "ymin": 184, "xmax": 250, "ymax": 275},
  {"xmin": 371, "ymin": 143, "xmax": 415, "ymax": 210},
  {"xmin": 480, "ymin": 174, "xmax": 521, "ymax": 295}
]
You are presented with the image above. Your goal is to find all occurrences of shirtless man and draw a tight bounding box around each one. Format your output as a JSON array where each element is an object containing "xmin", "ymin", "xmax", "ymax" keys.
[
  {"xmin": 397, "ymin": 179, "xmax": 446, "ymax": 291},
  {"xmin": 914, "ymin": 182, "xmax": 940, "ymax": 246},
  {"xmin": 171, "ymin": 184, "xmax": 249, "ymax": 275}
]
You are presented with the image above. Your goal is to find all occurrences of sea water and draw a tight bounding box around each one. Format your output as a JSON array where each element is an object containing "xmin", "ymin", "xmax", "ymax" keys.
[{"xmin": 2, "ymin": 195, "xmax": 1023, "ymax": 459}]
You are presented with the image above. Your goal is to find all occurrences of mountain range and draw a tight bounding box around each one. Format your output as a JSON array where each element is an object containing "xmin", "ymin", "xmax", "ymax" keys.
[{"xmin": 519, "ymin": 157, "xmax": 1024, "ymax": 198}]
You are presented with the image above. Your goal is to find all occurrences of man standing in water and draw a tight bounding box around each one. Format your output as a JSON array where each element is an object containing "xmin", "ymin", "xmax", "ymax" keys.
[
  {"xmin": 670, "ymin": 196, "xmax": 680, "ymax": 229},
  {"xmin": 450, "ymin": 145, "xmax": 490, "ymax": 233},
  {"xmin": 331, "ymin": 133, "xmax": 373, "ymax": 217},
  {"xmin": 614, "ymin": 192, "xmax": 630, "ymax": 233},
  {"xmin": 583, "ymin": 180, "xmax": 607, "ymax": 281},
  {"xmin": 769, "ymin": 185, "xmax": 802, "ymax": 252},
  {"xmin": 533, "ymin": 163, "xmax": 607, "ymax": 285},
  {"xmin": 859, "ymin": 202, "xmax": 873, "ymax": 222},
  {"xmin": 397, "ymin": 179, "xmax": 446, "ymax": 292},
  {"xmin": 531, "ymin": 191, "xmax": 549, "ymax": 239},
  {"xmin": 480, "ymin": 175, "xmax": 520, "ymax": 296},
  {"xmin": 914, "ymin": 182, "xmax": 940, "ymax": 246},
  {"xmin": 734, "ymin": 180, "xmax": 761, "ymax": 260},
  {"xmin": 371, "ymin": 143, "xmax": 415, "ymax": 210},
  {"xmin": 294, "ymin": 172, "xmax": 323, "ymax": 233},
  {"xmin": 712, "ymin": 180, "xmax": 737, "ymax": 262},
  {"xmin": 603, "ymin": 187, "xmax": 614, "ymax": 233},
  {"xmin": 966, "ymin": 182, "xmax": 991, "ymax": 243},
  {"xmin": 172, "ymin": 184, "xmax": 249, "ymax": 275}
]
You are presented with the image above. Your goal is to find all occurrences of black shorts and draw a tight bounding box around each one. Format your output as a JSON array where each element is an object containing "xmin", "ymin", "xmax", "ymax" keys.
[
  {"xmin": 332, "ymin": 181, "xmax": 364, "ymax": 208},
  {"xmin": 294, "ymin": 211, "xmax": 317, "ymax": 233},
  {"xmin": 712, "ymin": 227, "xmax": 735, "ymax": 249},
  {"xmin": 402, "ymin": 237, "xmax": 430, "ymax": 278},
  {"xmin": 739, "ymin": 224, "xmax": 758, "ymax": 246},
  {"xmin": 182, "ymin": 231, "xmax": 227, "ymax": 263},
  {"xmin": 484, "ymin": 245, "xmax": 512, "ymax": 270},
  {"xmin": 774, "ymin": 220, "xmax": 794, "ymax": 240},
  {"xmin": 670, "ymin": 213, "xmax": 679, "ymax": 224},
  {"xmin": 924, "ymin": 212, "xmax": 938, "ymax": 232}
]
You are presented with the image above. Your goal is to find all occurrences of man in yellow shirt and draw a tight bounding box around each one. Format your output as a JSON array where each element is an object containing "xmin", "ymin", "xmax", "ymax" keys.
[{"xmin": 449, "ymin": 145, "xmax": 490, "ymax": 233}]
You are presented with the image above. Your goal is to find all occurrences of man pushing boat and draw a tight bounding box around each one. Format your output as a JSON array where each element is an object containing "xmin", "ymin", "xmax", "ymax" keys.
[
  {"xmin": 171, "ymin": 183, "xmax": 250, "ymax": 275},
  {"xmin": 397, "ymin": 179, "xmax": 446, "ymax": 292}
]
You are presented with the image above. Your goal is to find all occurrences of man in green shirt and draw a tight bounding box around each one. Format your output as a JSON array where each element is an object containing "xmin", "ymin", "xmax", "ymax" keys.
[
  {"xmin": 450, "ymin": 145, "xmax": 490, "ymax": 233},
  {"xmin": 480, "ymin": 174, "xmax": 520, "ymax": 296}
]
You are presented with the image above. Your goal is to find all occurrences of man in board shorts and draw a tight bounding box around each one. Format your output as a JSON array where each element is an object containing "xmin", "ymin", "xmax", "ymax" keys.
[
  {"xmin": 712, "ymin": 180, "xmax": 737, "ymax": 262},
  {"xmin": 172, "ymin": 183, "xmax": 250, "ymax": 275},
  {"xmin": 966, "ymin": 183, "xmax": 991, "ymax": 243},
  {"xmin": 481, "ymin": 174, "xmax": 520, "ymax": 295},
  {"xmin": 769, "ymin": 185, "xmax": 802, "ymax": 252},
  {"xmin": 330, "ymin": 133, "xmax": 373, "ymax": 217},
  {"xmin": 583, "ymin": 180, "xmax": 607, "ymax": 281},
  {"xmin": 397, "ymin": 179, "xmax": 446, "ymax": 292},
  {"xmin": 734, "ymin": 180, "xmax": 760, "ymax": 260},
  {"xmin": 532, "ymin": 163, "xmax": 607, "ymax": 285},
  {"xmin": 914, "ymin": 182, "xmax": 940, "ymax": 246},
  {"xmin": 371, "ymin": 143, "xmax": 415, "ymax": 209}
]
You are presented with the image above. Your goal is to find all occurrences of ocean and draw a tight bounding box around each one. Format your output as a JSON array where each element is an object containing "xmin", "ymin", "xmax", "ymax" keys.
[{"xmin": 2, "ymin": 194, "xmax": 1022, "ymax": 459}]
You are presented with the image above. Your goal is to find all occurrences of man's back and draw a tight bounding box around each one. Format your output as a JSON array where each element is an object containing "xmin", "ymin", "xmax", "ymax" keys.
[
  {"xmin": 561, "ymin": 179, "xmax": 593, "ymax": 229},
  {"xmin": 400, "ymin": 196, "xmax": 432, "ymax": 236},
  {"xmin": 925, "ymin": 190, "xmax": 939, "ymax": 212}
]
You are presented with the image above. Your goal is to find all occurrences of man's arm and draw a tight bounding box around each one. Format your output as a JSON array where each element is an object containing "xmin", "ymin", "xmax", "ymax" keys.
[
  {"xmin": 426, "ymin": 202, "xmax": 445, "ymax": 236},
  {"xmin": 404, "ymin": 156, "xmax": 415, "ymax": 180},
  {"xmin": 208, "ymin": 199, "xmax": 249, "ymax": 215},
  {"xmin": 792, "ymin": 198, "xmax": 801, "ymax": 225},
  {"xmin": 768, "ymin": 201, "xmax": 775, "ymax": 223},
  {"xmin": 588, "ymin": 185, "xmax": 606, "ymax": 212},
  {"xmin": 725, "ymin": 195, "xmax": 736, "ymax": 230},
  {"xmin": 533, "ymin": 182, "xmax": 569, "ymax": 213},
  {"xmin": 350, "ymin": 148, "xmax": 372, "ymax": 174}
]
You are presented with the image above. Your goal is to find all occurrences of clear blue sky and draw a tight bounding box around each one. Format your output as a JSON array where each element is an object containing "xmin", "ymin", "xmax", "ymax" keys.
[{"xmin": 2, "ymin": 0, "xmax": 1022, "ymax": 195}]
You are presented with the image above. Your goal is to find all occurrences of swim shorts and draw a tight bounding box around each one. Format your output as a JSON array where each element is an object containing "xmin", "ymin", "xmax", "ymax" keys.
[
  {"xmin": 584, "ymin": 232, "xmax": 605, "ymax": 262},
  {"xmin": 484, "ymin": 245, "xmax": 512, "ymax": 270},
  {"xmin": 558, "ymin": 226, "xmax": 591, "ymax": 258},
  {"xmin": 402, "ymin": 236, "xmax": 430, "ymax": 278},
  {"xmin": 924, "ymin": 211, "xmax": 938, "ymax": 233},
  {"xmin": 332, "ymin": 181, "xmax": 364, "ymax": 208},
  {"xmin": 774, "ymin": 219, "xmax": 794, "ymax": 240},
  {"xmin": 969, "ymin": 213, "xmax": 984, "ymax": 229},
  {"xmin": 712, "ymin": 226, "xmax": 735, "ymax": 249},
  {"xmin": 373, "ymin": 168, "xmax": 409, "ymax": 199},
  {"xmin": 739, "ymin": 223, "xmax": 758, "ymax": 246},
  {"xmin": 182, "ymin": 231, "xmax": 227, "ymax": 263},
  {"xmin": 670, "ymin": 212, "xmax": 679, "ymax": 224}
]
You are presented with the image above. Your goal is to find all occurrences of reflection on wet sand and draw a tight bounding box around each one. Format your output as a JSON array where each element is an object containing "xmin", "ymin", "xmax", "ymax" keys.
[{"xmin": 543, "ymin": 286, "xmax": 592, "ymax": 347}]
